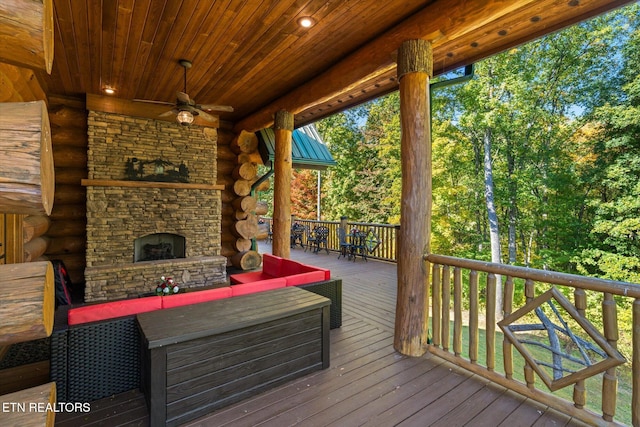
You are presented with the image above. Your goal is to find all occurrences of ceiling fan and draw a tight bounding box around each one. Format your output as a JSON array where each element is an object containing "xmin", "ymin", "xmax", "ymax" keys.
[{"xmin": 135, "ymin": 59, "xmax": 233, "ymax": 125}]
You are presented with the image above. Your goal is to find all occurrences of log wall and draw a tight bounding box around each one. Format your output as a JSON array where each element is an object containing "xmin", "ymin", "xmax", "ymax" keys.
[
  {"xmin": 217, "ymin": 128, "xmax": 263, "ymax": 270},
  {"xmin": 42, "ymin": 97, "xmax": 88, "ymax": 285}
]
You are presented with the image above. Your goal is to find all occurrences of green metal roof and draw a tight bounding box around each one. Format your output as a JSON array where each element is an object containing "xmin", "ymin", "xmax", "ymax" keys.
[{"xmin": 257, "ymin": 124, "xmax": 336, "ymax": 170}]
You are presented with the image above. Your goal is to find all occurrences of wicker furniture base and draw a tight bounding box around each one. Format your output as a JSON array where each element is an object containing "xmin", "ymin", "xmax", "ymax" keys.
[
  {"xmin": 50, "ymin": 279, "xmax": 342, "ymax": 403},
  {"xmin": 300, "ymin": 279, "xmax": 342, "ymax": 329}
]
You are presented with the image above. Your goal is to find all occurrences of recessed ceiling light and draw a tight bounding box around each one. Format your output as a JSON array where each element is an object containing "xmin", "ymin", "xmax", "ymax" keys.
[
  {"xmin": 297, "ymin": 16, "xmax": 315, "ymax": 28},
  {"xmin": 104, "ymin": 87, "xmax": 115, "ymax": 95}
]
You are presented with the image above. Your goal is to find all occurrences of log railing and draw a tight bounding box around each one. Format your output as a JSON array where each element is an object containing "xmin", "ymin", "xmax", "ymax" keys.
[
  {"xmin": 262, "ymin": 218, "xmax": 398, "ymax": 262},
  {"xmin": 425, "ymin": 253, "xmax": 639, "ymax": 427}
]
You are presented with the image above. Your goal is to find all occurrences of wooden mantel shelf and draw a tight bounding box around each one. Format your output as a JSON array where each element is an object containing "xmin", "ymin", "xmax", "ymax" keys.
[{"xmin": 81, "ymin": 179, "xmax": 224, "ymax": 190}]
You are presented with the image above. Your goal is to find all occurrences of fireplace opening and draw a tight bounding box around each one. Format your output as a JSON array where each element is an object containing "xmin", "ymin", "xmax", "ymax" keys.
[{"xmin": 134, "ymin": 233, "xmax": 186, "ymax": 262}]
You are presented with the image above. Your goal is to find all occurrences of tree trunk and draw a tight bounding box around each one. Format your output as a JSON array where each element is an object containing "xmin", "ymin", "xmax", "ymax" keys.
[
  {"xmin": 506, "ymin": 136, "xmax": 517, "ymax": 264},
  {"xmin": 483, "ymin": 126, "xmax": 503, "ymax": 319},
  {"xmin": 272, "ymin": 111, "xmax": 294, "ymax": 258},
  {"xmin": 394, "ymin": 39, "xmax": 432, "ymax": 357}
]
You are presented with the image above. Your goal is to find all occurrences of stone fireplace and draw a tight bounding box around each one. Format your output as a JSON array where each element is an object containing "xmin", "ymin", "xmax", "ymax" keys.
[{"xmin": 83, "ymin": 112, "xmax": 227, "ymax": 302}]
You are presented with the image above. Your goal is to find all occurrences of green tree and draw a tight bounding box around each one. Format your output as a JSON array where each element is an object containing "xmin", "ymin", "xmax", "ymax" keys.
[{"xmin": 575, "ymin": 13, "xmax": 640, "ymax": 283}]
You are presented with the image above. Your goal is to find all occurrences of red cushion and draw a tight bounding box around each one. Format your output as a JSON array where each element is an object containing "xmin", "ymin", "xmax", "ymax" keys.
[
  {"xmin": 262, "ymin": 253, "xmax": 283, "ymax": 277},
  {"xmin": 231, "ymin": 278, "xmax": 287, "ymax": 296},
  {"xmin": 230, "ymin": 271, "xmax": 274, "ymax": 284},
  {"xmin": 281, "ymin": 259, "xmax": 304, "ymax": 275},
  {"xmin": 298, "ymin": 264, "xmax": 330, "ymax": 279},
  {"xmin": 68, "ymin": 296, "xmax": 163, "ymax": 325},
  {"xmin": 161, "ymin": 287, "xmax": 232, "ymax": 309},
  {"xmin": 285, "ymin": 270, "xmax": 326, "ymax": 286}
]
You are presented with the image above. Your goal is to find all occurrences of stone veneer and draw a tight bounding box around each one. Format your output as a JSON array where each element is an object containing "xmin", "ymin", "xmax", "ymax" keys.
[{"xmin": 84, "ymin": 112, "xmax": 226, "ymax": 302}]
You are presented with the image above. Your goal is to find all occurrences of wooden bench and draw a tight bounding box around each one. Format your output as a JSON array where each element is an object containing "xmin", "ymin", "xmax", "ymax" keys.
[{"xmin": 137, "ymin": 286, "xmax": 331, "ymax": 427}]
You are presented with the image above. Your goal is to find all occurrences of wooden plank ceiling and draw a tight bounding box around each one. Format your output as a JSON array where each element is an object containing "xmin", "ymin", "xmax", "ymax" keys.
[{"xmin": 38, "ymin": 0, "xmax": 632, "ymax": 130}]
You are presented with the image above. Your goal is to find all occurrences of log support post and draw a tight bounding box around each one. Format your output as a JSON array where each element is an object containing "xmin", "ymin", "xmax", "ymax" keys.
[
  {"xmin": 272, "ymin": 110, "xmax": 294, "ymax": 258},
  {"xmin": 394, "ymin": 39, "xmax": 432, "ymax": 357}
]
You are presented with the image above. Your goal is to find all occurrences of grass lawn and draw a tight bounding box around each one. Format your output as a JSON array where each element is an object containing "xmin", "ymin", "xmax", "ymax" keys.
[{"xmin": 432, "ymin": 319, "xmax": 633, "ymax": 425}]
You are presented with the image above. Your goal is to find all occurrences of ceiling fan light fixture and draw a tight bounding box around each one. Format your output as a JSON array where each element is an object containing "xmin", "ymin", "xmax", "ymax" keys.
[
  {"xmin": 176, "ymin": 110, "xmax": 194, "ymax": 126},
  {"xmin": 103, "ymin": 86, "xmax": 115, "ymax": 95}
]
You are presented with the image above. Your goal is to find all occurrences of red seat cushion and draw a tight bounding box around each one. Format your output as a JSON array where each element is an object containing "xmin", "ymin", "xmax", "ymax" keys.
[
  {"xmin": 230, "ymin": 271, "xmax": 274, "ymax": 284},
  {"xmin": 281, "ymin": 259, "xmax": 305, "ymax": 275},
  {"xmin": 262, "ymin": 253, "xmax": 283, "ymax": 276},
  {"xmin": 68, "ymin": 296, "xmax": 163, "ymax": 325},
  {"xmin": 285, "ymin": 270, "xmax": 327, "ymax": 286},
  {"xmin": 161, "ymin": 287, "xmax": 232, "ymax": 309},
  {"xmin": 231, "ymin": 278, "xmax": 287, "ymax": 296}
]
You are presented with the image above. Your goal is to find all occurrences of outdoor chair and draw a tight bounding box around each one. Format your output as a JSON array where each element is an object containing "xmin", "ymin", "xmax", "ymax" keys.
[
  {"xmin": 290, "ymin": 223, "xmax": 305, "ymax": 248},
  {"xmin": 304, "ymin": 226, "xmax": 317, "ymax": 252},
  {"xmin": 310, "ymin": 226, "xmax": 329, "ymax": 254},
  {"xmin": 337, "ymin": 228, "xmax": 352, "ymax": 259},
  {"xmin": 350, "ymin": 230, "xmax": 368, "ymax": 262}
]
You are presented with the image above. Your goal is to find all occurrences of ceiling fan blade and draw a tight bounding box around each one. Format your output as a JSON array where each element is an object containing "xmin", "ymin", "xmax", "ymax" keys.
[
  {"xmin": 158, "ymin": 109, "xmax": 178, "ymax": 117},
  {"xmin": 195, "ymin": 109, "xmax": 217, "ymax": 122},
  {"xmin": 132, "ymin": 99, "xmax": 175, "ymax": 106},
  {"xmin": 198, "ymin": 103, "xmax": 234, "ymax": 112},
  {"xmin": 177, "ymin": 91, "xmax": 191, "ymax": 104}
]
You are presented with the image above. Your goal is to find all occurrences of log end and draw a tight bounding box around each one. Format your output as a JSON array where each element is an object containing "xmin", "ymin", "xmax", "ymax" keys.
[
  {"xmin": 230, "ymin": 250, "xmax": 262, "ymax": 270},
  {"xmin": 40, "ymin": 101, "xmax": 55, "ymax": 215},
  {"xmin": 0, "ymin": 261, "xmax": 55, "ymax": 345}
]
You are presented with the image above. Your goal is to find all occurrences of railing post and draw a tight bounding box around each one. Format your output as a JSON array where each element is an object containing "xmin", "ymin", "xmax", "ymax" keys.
[
  {"xmin": 453, "ymin": 267, "xmax": 462, "ymax": 357},
  {"xmin": 441, "ymin": 265, "xmax": 451, "ymax": 352},
  {"xmin": 602, "ymin": 293, "xmax": 618, "ymax": 421},
  {"xmin": 469, "ymin": 269, "xmax": 478, "ymax": 364},
  {"xmin": 633, "ymin": 298, "xmax": 639, "ymax": 427},
  {"xmin": 486, "ymin": 273, "xmax": 496, "ymax": 372},
  {"xmin": 573, "ymin": 289, "xmax": 587, "ymax": 409},
  {"xmin": 503, "ymin": 276, "xmax": 514, "ymax": 379},
  {"xmin": 431, "ymin": 263, "xmax": 441, "ymax": 349}
]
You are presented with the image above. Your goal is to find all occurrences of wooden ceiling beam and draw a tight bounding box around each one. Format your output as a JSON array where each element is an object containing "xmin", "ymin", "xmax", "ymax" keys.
[
  {"xmin": 235, "ymin": 0, "xmax": 633, "ymax": 132},
  {"xmin": 234, "ymin": 0, "xmax": 539, "ymax": 132}
]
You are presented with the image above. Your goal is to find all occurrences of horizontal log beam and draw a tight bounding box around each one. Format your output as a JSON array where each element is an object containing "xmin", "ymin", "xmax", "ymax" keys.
[
  {"xmin": 235, "ymin": 0, "xmax": 539, "ymax": 132},
  {"xmin": 0, "ymin": 0, "xmax": 54, "ymax": 73},
  {"xmin": 0, "ymin": 382, "xmax": 56, "ymax": 426},
  {"xmin": 0, "ymin": 101, "xmax": 54, "ymax": 215},
  {"xmin": 0, "ymin": 261, "xmax": 54, "ymax": 345}
]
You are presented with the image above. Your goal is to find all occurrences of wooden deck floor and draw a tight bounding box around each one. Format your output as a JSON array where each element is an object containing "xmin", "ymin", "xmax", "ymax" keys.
[{"xmin": 56, "ymin": 243, "xmax": 589, "ymax": 427}]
